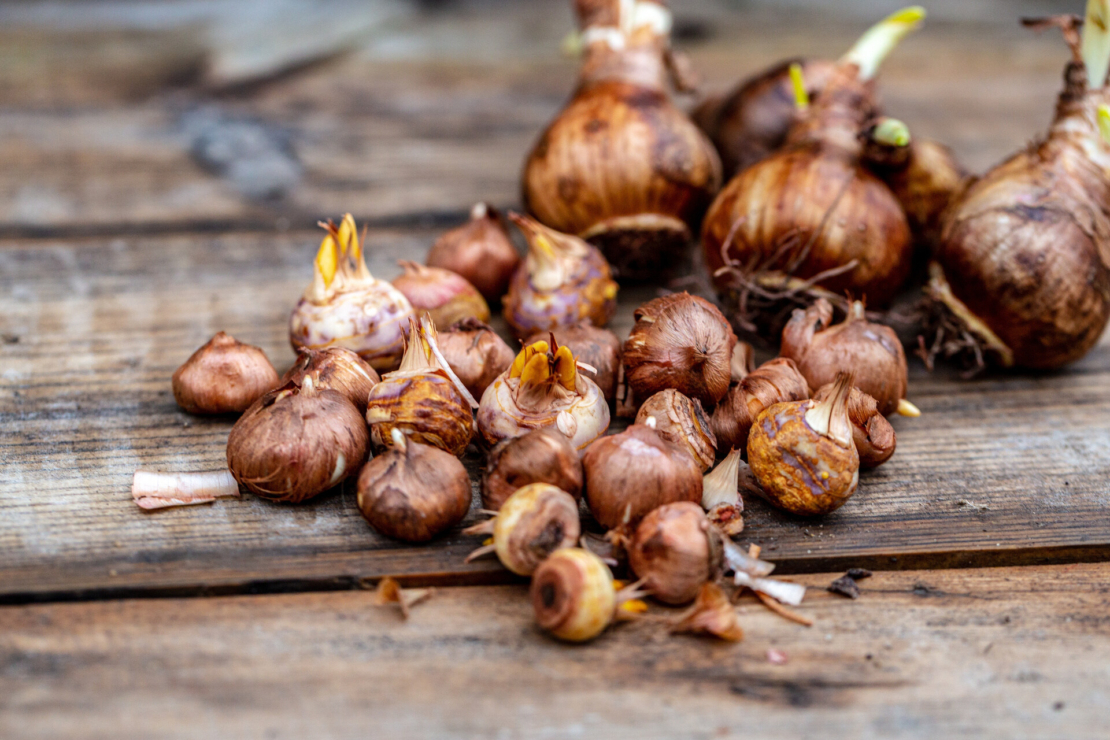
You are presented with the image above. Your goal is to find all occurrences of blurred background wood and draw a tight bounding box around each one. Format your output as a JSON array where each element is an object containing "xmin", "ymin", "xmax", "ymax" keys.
[{"xmin": 1, "ymin": 2, "xmax": 1109, "ymax": 736}]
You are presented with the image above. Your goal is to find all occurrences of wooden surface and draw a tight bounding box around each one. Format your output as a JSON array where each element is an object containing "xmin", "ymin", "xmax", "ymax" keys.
[
  {"xmin": 2, "ymin": 0, "xmax": 1109, "ymax": 736},
  {"xmin": 3, "ymin": 564, "xmax": 1109, "ymax": 739},
  {"xmin": 3, "ymin": 0, "xmax": 1110, "ymax": 603}
]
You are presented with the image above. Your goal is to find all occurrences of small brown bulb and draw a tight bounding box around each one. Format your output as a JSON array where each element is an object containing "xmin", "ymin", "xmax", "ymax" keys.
[
  {"xmin": 780, "ymin": 298, "xmax": 908, "ymax": 416},
  {"xmin": 814, "ymin": 382, "xmax": 895, "ymax": 468},
  {"xmin": 623, "ymin": 293, "xmax": 737, "ymax": 408},
  {"xmin": 747, "ymin": 372, "xmax": 859, "ymax": 516},
  {"xmin": 530, "ymin": 548, "xmax": 617, "ymax": 643},
  {"xmin": 437, "ymin": 318, "xmax": 515, "ymax": 400},
  {"xmin": 365, "ymin": 316, "xmax": 477, "ymax": 457},
  {"xmin": 467, "ymin": 483, "xmax": 580, "ymax": 576},
  {"xmin": 627, "ymin": 501, "xmax": 720, "ymax": 605},
  {"xmin": 426, "ymin": 203, "xmax": 521, "ymax": 303},
  {"xmin": 357, "ymin": 429, "xmax": 472, "ymax": 543},
  {"xmin": 281, "ymin": 347, "xmax": 379, "ymax": 414},
  {"xmin": 582, "ymin": 418, "xmax": 703, "ymax": 530},
  {"xmin": 172, "ymin": 332, "xmax": 279, "ymax": 414},
  {"xmin": 391, "ymin": 261, "xmax": 491, "ymax": 329},
  {"xmin": 526, "ymin": 321, "xmax": 622, "ymax": 402},
  {"xmin": 227, "ymin": 375, "xmax": 369, "ymax": 503},
  {"xmin": 481, "ymin": 428, "xmax": 583, "ymax": 511},
  {"xmin": 634, "ymin": 390, "xmax": 716, "ymax": 471},
  {"xmin": 711, "ymin": 357, "xmax": 810, "ymax": 452}
]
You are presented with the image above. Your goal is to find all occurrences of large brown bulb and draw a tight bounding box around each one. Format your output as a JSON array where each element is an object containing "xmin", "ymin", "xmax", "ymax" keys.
[
  {"xmin": 582, "ymin": 419, "xmax": 703, "ymax": 529},
  {"xmin": 357, "ymin": 430, "xmax": 472, "ymax": 543},
  {"xmin": 173, "ymin": 332, "xmax": 279, "ymax": 414},
  {"xmin": 693, "ymin": 58, "xmax": 837, "ymax": 178},
  {"xmin": 526, "ymin": 321, "xmax": 622, "ymax": 402},
  {"xmin": 623, "ymin": 293, "xmax": 737, "ymax": 408},
  {"xmin": 933, "ymin": 61, "xmax": 1110, "ymax": 369},
  {"xmin": 780, "ymin": 299, "xmax": 907, "ymax": 417},
  {"xmin": 481, "ymin": 428, "xmax": 583, "ymax": 511},
  {"xmin": 227, "ymin": 376, "xmax": 369, "ymax": 503},
  {"xmin": 521, "ymin": 0, "xmax": 721, "ymax": 279},
  {"xmin": 627, "ymin": 501, "xmax": 720, "ymax": 605},
  {"xmin": 703, "ymin": 64, "xmax": 912, "ymax": 306}
]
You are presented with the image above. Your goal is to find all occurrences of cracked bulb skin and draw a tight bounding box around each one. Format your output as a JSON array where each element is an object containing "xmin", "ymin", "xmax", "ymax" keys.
[
  {"xmin": 522, "ymin": 0, "xmax": 721, "ymax": 280},
  {"xmin": 747, "ymin": 373, "xmax": 859, "ymax": 516}
]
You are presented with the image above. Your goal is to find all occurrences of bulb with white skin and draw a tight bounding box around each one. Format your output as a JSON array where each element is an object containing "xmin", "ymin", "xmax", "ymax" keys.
[
  {"xmin": 701, "ymin": 448, "xmax": 745, "ymax": 536},
  {"xmin": 477, "ymin": 338, "xmax": 610, "ymax": 450}
]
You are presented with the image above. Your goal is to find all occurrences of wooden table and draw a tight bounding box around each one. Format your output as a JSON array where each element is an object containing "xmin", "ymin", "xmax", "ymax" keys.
[{"xmin": 2, "ymin": 1, "xmax": 1108, "ymax": 737}]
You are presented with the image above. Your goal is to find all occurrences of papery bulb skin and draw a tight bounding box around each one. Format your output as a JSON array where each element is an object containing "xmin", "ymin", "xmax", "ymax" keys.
[
  {"xmin": 503, "ymin": 213, "xmax": 618, "ymax": 338},
  {"xmin": 933, "ymin": 51, "xmax": 1110, "ymax": 369},
  {"xmin": 357, "ymin": 431, "xmax": 472, "ymax": 543},
  {"xmin": 531, "ymin": 547, "xmax": 617, "ymax": 643},
  {"xmin": 391, "ymin": 261, "xmax": 491, "ymax": 329},
  {"xmin": 582, "ymin": 419, "xmax": 703, "ymax": 529},
  {"xmin": 522, "ymin": 0, "xmax": 722, "ymax": 280},
  {"xmin": 481, "ymin": 428, "xmax": 584, "ymax": 511},
  {"xmin": 437, "ymin": 319, "xmax": 516, "ymax": 400},
  {"xmin": 281, "ymin": 347, "xmax": 379, "ymax": 414},
  {"xmin": 365, "ymin": 316, "xmax": 477, "ymax": 457},
  {"xmin": 227, "ymin": 376, "xmax": 369, "ymax": 504},
  {"xmin": 622, "ymin": 292, "xmax": 737, "ymax": 408},
  {"xmin": 486, "ymin": 483, "xmax": 581, "ymax": 576},
  {"xmin": 703, "ymin": 12, "xmax": 922, "ymax": 306},
  {"xmin": 627, "ymin": 501, "xmax": 719, "ymax": 605},
  {"xmin": 173, "ymin": 332, "xmax": 279, "ymax": 414},
  {"xmin": 426, "ymin": 203, "xmax": 521, "ymax": 303},
  {"xmin": 289, "ymin": 214, "xmax": 414, "ymax": 372},
  {"xmin": 814, "ymin": 382, "xmax": 895, "ymax": 468},
  {"xmin": 747, "ymin": 372, "xmax": 859, "ymax": 516},
  {"xmin": 526, "ymin": 321, "xmax": 622, "ymax": 402},
  {"xmin": 693, "ymin": 58, "xmax": 838, "ymax": 178},
  {"xmin": 780, "ymin": 299, "xmax": 907, "ymax": 416},
  {"xmin": 711, "ymin": 357, "xmax": 810, "ymax": 452},
  {"xmin": 634, "ymin": 389, "xmax": 717, "ymax": 471},
  {"xmin": 477, "ymin": 338, "xmax": 610, "ymax": 450}
]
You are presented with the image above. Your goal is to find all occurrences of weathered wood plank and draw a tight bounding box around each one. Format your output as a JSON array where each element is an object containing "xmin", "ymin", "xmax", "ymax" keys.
[
  {"xmin": 2, "ymin": 228, "xmax": 1109, "ymax": 601},
  {"xmin": 2, "ymin": 563, "xmax": 1108, "ymax": 739},
  {"xmin": 0, "ymin": 0, "xmax": 1078, "ymax": 230}
]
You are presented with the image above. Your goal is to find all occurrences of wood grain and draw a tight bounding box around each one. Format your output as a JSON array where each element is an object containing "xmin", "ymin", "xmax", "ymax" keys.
[
  {"xmin": 2, "ymin": 563, "xmax": 1108, "ymax": 739},
  {"xmin": 2, "ymin": 227, "xmax": 1109, "ymax": 601}
]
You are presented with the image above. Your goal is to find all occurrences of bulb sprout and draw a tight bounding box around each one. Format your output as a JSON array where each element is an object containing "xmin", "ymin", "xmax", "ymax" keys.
[
  {"xmin": 872, "ymin": 117, "xmax": 911, "ymax": 147},
  {"xmin": 788, "ymin": 62, "xmax": 809, "ymax": 110},
  {"xmin": 1083, "ymin": 0, "xmax": 1110, "ymax": 89},
  {"xmin": 1098, "ymin": 104, "xmax": 1110, "ymax": 145},
  {"xmin": 841, "ymin": 6, "xmax": 926, "ymax": 81}
]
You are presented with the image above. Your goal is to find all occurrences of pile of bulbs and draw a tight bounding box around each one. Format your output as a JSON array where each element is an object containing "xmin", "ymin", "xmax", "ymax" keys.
[{"xmin": 143, "ymin": 0, "xmax": 1110, "ymax": 643}]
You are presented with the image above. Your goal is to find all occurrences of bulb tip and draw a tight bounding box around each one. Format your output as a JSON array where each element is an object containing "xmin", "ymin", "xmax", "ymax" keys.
[
  {"xmin": 896, "ymin": 398, "xmax": 921, "ymax": 417},
  {"xmin": 888, "ymin": 6, "xmax": 927, "ymax": 26},
  {"xmin": 788, "ymin": 62, "xmax": 810, "ymax": 110}
]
